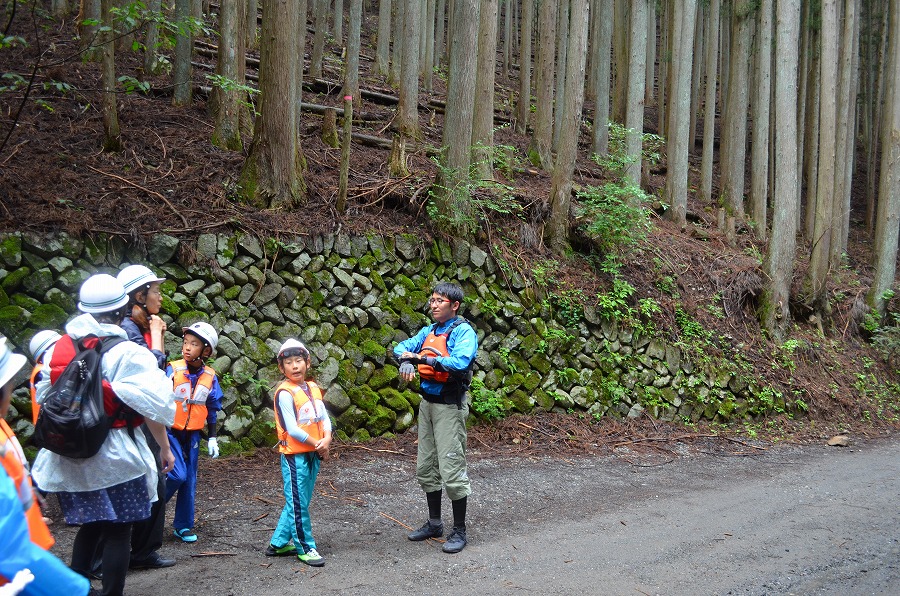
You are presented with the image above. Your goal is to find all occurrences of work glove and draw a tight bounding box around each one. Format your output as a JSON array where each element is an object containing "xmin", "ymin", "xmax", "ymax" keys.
[
  {"xmin": 399, "ymin": 362, "xmax": 416, "ymax": 376},
  {"xmin": 0, "ymin": 569, "xmax": 34, "ymax": 595},
  {"xmin": 207, "ymin": 437, "xmax": 219, "ymax": 458}
]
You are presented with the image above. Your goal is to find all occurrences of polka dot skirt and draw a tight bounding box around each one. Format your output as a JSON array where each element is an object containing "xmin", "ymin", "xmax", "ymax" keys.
[{"xmin": 57, "ymin": 476, "xmax": 151, "ymax": 525}]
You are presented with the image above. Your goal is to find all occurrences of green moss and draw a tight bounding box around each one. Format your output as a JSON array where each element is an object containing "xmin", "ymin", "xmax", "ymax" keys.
[
  {"xmin": 360, "ymin": 339, "xmax": 386, "ymax": 362},
  {"xmin": 367, "ymin": 365, "xmax": 398, "ymax": 390},
  {"xmin": 29, "ymin": 303, "xmax": 68, "ymax": 329},
  {"xmin": 160, "ymin": 294, "xmax": 182, "ymax": 317},
  {"xmin": 246, "ymin": 419, "xmax": 277, "ymax": 447},
  {"xmin": 11, "ymin": 294, "xmax": 40, "ymax": 311},
  {"xmin": 370, "ymin": 270, "xmax": 387, "ymax": 291},
  {"xmin": 394, "ymin": 274, "xmax": 416, "ymax": 292},
  {"xmin": 223, "ymin": 286, "xmax": 241, "ymax": 300},
  {"xmin": 0, "ymin": 305, "xmax": 30, "ymax": 338},
  {"xmin": 357, "ymin": 254, "xmax": 376, "ymax": 273},
  {"xmin": 310, "ymin": 290, "xmax": 325, "ymax": 308},
  {"xmin": 347, "ymin": 385, "xmax": 380, "ymax": 413},
  {"xmin": 336, "ymin": 405, "xmax": 367, "ymax": 434},
  {"xmin": 366, "ymin": 405, "xmax": 397, "ymax": 436},
  {"xmin": 176, "ymin": 310, "xmax": 209, "ymax": 330},
  {"xmin": 351, "ymin": 428, "xmax": 372, "ymax": 442},
  {"xmin": 334, "ymin": 429, "xmax": 350, "ymax": 441},
  {"xmin": 0, "ymin": 287, "xmax": 7, "ymax": 308},
  {"xmin": 332, "ymin": 323, "xmax": 350, "ymax": 346},
  {"xmin": 0, "ymin": 234, "xmax": 22, "ymax": 266},
  {"xmin": 377, "ymin": 387, "xmax": 410, "ymax": 412},
  {"xmin": 1, "ymin": 267, "xmax": 30, "ymax": 292},
  {"xmin": 337, "ymin": 359, "xmax": 356, "ymax": 385}
]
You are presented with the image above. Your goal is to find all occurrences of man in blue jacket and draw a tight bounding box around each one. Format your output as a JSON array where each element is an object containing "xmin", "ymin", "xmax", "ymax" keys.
[{"xmin": 394, "ymin": 282, "xmax": 478, "ymax": 554}]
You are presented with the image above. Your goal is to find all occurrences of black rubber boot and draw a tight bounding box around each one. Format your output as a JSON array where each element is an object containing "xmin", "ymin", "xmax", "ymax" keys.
[{"xmin": 407, "ymin": 519, "xmax": 444, "ymax": 541}]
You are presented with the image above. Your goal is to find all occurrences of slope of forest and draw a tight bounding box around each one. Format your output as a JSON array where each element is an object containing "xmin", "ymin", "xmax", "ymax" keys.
[{"xmin": 0, "ymin": 2, "xmax": 898, "ymax": 442}]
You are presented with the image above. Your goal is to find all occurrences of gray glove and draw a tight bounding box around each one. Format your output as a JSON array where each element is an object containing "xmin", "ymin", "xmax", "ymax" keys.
[{"xmin": 399, "ymin": 362, "xmax": 415, "ymax": 376}]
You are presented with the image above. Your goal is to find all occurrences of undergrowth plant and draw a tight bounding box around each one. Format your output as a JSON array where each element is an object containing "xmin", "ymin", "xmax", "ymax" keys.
[{"xmin": 470, "ymin": 378, "xmax": 511, "ymax": 421}]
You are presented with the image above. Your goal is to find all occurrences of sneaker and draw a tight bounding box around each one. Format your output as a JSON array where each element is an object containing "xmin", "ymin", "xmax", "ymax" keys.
[
  {"xmin": 442, "ymin": 526, "xmax": 467, "ymax": 553},
  {"xmin": 265, "ymin": 543, "xmax": 297, "ymax": 557},
  {"xmin": 407, "ymin": 520, "xmax": 444, "ymax": 541},
  {"xmin": 173, "ymin": 528, "xmax": 198, "ymax": 543},
  {"xmin": 297, "ymin": 548, "xmax": 325, "ymax": 567}
]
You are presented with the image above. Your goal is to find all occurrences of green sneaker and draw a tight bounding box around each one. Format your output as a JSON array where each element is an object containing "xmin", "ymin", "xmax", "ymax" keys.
[
  {"xmin": 297, "ymin": 548, "xmax": 325, "ymax": 567},
  {"xmin": 265, "ymin": 543, "xmax": 297, "ymax": 557}
]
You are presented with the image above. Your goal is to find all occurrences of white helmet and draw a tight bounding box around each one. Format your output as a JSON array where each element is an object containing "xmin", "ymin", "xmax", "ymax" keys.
[
  {"xmin": 78, "ymin": 274, "xmax": 130, "ymax": 314},
  {"xmin": 117, "ymin": 264, "xmax": 166, "ymax": 296},
  {"xmin": 183, "ymin": 322, "xmax": 218, "ymax": 351},
  {"xmin": 29, "ymin": 330, "xmax": 62, "ymax": 362},
  {"xmin": 0, "ymin": 337, "xmax": 27, "ymax": 390},
  {"xmin": 277, "ymin": 338, "xmax": 309, "ymax": 361}
]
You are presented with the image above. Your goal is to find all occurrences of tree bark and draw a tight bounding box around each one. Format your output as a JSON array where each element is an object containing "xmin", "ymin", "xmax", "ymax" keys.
[
  {"xmin": 423, "ymin": 0, "xmax": 436, "ymax": 90},
  {"xmin": 663, "ymin": 0, "xmax": 697, "ymax": 226},
  {"xmin": 376, "ymin": 0, "xmax": 392, "ymax": 75},
  {"xmin": 239, "ymin": 0, "xmax": 305, "ymax": 209},
  {"xmin": 528, "ymin": 0, "xmax": 557, "ymax": 169},
  {"xmin": 472, "ymin": 0, "xmax": 499, "ymax": 181},
  {"xmin": 760, "ymin": 0, "xmax": 801, "ymax": 340},
  {"xmin": 311, "ymin": 0, "xmax": 328, "ymax": 79},
  {"xmin": 212, "ymin": 0, "xmax": 248, "ymax": 151},
  {"xmin": 342, "ymin": 0, "xmax": 363, "ymax": 110},
  {"xmin": 515, "ymin": 0, "xmax": 533, "ymax": 134},
  {"xmin": 100, "ymin": 0, "xmax": 120, "ymax": 151},
  {"xmin": 334, "ymin": 0, "xmax": 344, "ymax": 41},
  {"xmin": 546, "ymin": 0, "xmax": 589, "ymax": 254},
  {"xmin": 832, "ymin": 0, "xmax": 860, "ymax": 265},
  {"xmin": 397, "ymin": 0, "xmax": 421, "ymax": 138},
  {"xmin": 173, "ymin": 0, "xmax": 194, "ymax": 106},
  {"xmin": 590, "ymin": 0, "xmax": 613, "ymax": 156},
  {"xmin": 700, "ymin": 0, "xmax": 720, "ymax": 204},
  {"xmin": 749, "ymin": 0, "xmax": 773, "ymax": 239},
  {"xmin": 805, "ymin": 0, "xmax": 839, "ymax": 313},
  {"xmin": 611, "ymin": 0, "xmax": 628, "ymax": 123},
  {"xmin": 867, "ymin": 0, "xmax": 900, "ymax": 316},
  {"xmin": 552, "ymin": 0, "xmax": 570, "ymax": 152},
  {"xmin": 624, "ymin": 0, "xmax": 647, "ymax": 186},
  {"xmin": 143, "ymin": 0, "xmax": 164, "ymax": 75}
]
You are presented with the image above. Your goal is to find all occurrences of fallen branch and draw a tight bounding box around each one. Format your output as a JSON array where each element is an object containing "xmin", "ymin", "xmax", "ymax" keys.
[
  {"xmin": 190, "ymin": 552, "xmax": 237, "ymax": 557},
  {"xmin": 252, "ymin": 512, "xmax": 269, "ymax": 522},
  {"xmin": 86, "ymin": 165, "xmax": 189, "ymax": 228}
]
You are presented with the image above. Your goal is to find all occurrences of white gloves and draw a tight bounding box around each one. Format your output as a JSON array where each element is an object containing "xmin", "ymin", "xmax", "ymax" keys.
[
  {"xmin": 207, "ymin": 437, "xmax": 219, "ymax": 458},
  {"xmin": 0, "ymin": 569, "xmax": 34, "ymax": 595}
]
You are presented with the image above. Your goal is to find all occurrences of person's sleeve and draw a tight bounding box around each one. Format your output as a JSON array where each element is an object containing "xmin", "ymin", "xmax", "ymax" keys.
[
  {"xmin": 393, "ymin": 326, "xmax": 430, "ymax": 359},
  {"xmin": 122, "ymin": 318, "xmax": 167, "ymax": 370},
  {"xmin": 277, "ymin": 391, "xmax": 309, "ymax": 444},
  {"xmin": 206, "ymin": 375, "xmax": 224, "ymax": 436},
  {"xmin": 104, "ymin": 343, "xmax": 176, "ymax": 427},
  {"xmin": 0, "ymin": 471, "xmax": 90, "ymax": 596},
  {"xmin": 33, "ymin": 350, "xmax": 52, "ymax": 405},
  {"xmin": 432, "ymin": 323, "xmax": 478, "ymax": 373}
]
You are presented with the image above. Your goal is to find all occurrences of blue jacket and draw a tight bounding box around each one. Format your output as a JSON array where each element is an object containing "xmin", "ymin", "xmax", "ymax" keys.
[{"xmin": 394, "ymin": 317, "xmax": 478, "ymax": 397}]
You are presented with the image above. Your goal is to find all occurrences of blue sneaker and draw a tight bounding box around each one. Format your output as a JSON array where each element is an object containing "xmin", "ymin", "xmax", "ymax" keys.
[{"xmin": 174, "ymin": 528, "xmax": 198, "ymax": 543}]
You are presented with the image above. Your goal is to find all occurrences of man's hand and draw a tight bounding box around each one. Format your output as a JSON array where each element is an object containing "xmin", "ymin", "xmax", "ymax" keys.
[
  {"xmin": 399, "ymin": 361, "xmax": 416, "ymax": 382},
  {"xmin": 207, "ymin": 437, "xmax": 219, "ymax": 458}
]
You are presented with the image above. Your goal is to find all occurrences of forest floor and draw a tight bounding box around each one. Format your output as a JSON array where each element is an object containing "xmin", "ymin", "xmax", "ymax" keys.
[{"xmin": 1, "ymin": 9, "xmax": 899, "ymax": 445}]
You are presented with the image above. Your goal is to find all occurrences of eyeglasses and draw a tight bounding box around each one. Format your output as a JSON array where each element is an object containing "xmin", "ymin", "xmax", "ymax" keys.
[{"xmin": 428, "ymin": 297, "xmax": 451, "ymax": 305}]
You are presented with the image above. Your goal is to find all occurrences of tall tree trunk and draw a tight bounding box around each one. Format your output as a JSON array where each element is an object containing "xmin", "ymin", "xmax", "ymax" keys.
[
  {"xmin": 663, "ymin": 0, "xmax": 697, "ymax": 226},
  {"xmin": 376, "ymin": 0, "xmax": 392, "ymax": 75},
  {"xmin": 803, "ymin": 29, "xmax": 821, "ymax": 238},
  {"xmin": 749, "ymin": 0, "xmax": 773, "ymax": 239},
  {"xmin": 434, "ymin": 0, "xmax": 480, "ymax": 235},
  {"xmin": 100, "ymin": 0, "xmax": 120, "ymax": 151},
  {"xmin": 334, "ymin": 0, "xmax": 344, "ymax": 40},
  {"xmin": 423, "ymin": 0, "xmax": 436, "ymax": 90},
  {"xmin": 760, "ymin": 0, "xmax": 801, "ymax": 340},
  {"xmin": 390, "ymin": 0, "xmax": 404, "ymax": 84},
  {"xmin": 239, "ymin": 0, "xmax": 305, "ymax": 210},
  {"xmin": 719, "ymin": 1, "xmax": 753, "ymax": 220},
  {"xmin": 296, "ymin": 0, "xmax": 309, "ymax": 116},
  {"xmin": 397, "ymin": 0, "xmax": 421, "ymax": 138},
  {"xmin": 611, "ymin": 0, "xmax": 628, "ymax": 123},
  {"xmin": 688, "ymin": 6, "xmax": 704, "ymax": 153},
  {"xmin": 515, "ymin": 0, "xmax": 533, "ymax": 134},
  {"xmin": 311, "ymin": 0, "xmax": 328, "ymax": 79},
  {"xmin": 435, "ymin": 0, "xmax": 446, "ymax": 67},
  {"xmin": 867, "ymin": 0, "xmax": 900, "ymax": 317},
  {"xmin": 644, "ymin": 0, "xmax": 656, "ymax": 107},
  {"xmin": 528, "ymin": 0, "xmax": 557, "ymax": 169},
  {"xmin": 472, "ymin": 0, "xmax": 499, "ymax": 181},
  {"xmin": 552, "ymin": 0, "xmax": 570, "ymax": 151},
  {"xmin": 343, "ymin": 0, "xmax": 362, "ymax": 109},
  {"xmin": 832, "ymin": 0, "xmax": 860, "ymax": 264},
  {"xmin": 805, "ymin": 0, "xmax": 839, "ymax": 314},
  {"xmin": 246, "ymin": 0, "xmax": 259, "ymax": 49},
  {"xmin": 590, "ymin": 0, "xmax": 613, "ymax": 156},
  {"xmin": 503, "ymin": 0, "xmax": 512, "ymax": 79},
  {"xmin": 546, "ymin": 0, "xmax": 589, "ymax": 254},
  {"xmin": 51, "ymin": 0, "xmax": 69, "ymax": 16},
  {"xmin": 143, "ymin": 0, "xmax": 164, "ymax": 75},
  {"xmin": 700, "ymin": 0, "xmax": 720, "ymax": 204},
  {"xmin": 212, "ymin": 0, "xmax": 248, "ymax": 151},
  {"xmin": 173, "ymin": 0, "xmax": 194, "ymax": 106},
  {"xmin": 624, "ymin": 0, "xmax": 647, "ymax": 186},
  {"xmin": 79, "ymin": 0, "xmax": 101, "ymax": 62}
]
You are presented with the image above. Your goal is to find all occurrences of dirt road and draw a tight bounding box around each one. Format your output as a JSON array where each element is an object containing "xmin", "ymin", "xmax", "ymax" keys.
[{"xmin": 48, "ymin": 435, "xmax": 900, "ymax": 595}]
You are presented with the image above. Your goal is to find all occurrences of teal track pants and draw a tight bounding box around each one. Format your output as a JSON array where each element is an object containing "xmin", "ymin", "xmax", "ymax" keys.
[{"xmin": 270, "ymin": 452, "xmax": 320, "ymax": 554}]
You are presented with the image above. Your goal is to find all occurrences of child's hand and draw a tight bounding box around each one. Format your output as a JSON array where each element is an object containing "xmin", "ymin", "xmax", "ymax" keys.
[{"xmin": 314, "ymin": 436, "xmax": 332, "ymax": 459}]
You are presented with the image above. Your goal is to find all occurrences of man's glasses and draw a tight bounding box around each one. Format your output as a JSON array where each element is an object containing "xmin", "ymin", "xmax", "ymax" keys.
[{"xmin": 428, "ymin": 297, "xmax": 450, "ymax": 305}]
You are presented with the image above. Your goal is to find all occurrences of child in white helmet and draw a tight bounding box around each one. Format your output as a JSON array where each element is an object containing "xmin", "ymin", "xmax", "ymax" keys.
[
  {"xmin": 0, "ymin": 337, "xmax": 91, "ymax": 595},
  {"xmin": 266, "ymin": 339, "xmax": 332, "ymax": 567},
  {"xmin": 165, "ymin": 321, "xmax": 223, "ymax": 543},
  {"xmin": 27, "ymin": 330, "xmax": 61, "ymax": 426}
]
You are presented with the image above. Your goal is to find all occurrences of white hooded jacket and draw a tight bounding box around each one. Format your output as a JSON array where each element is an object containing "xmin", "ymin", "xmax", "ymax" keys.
[{"xmin": 31, "ymin": 313, "xmax": 176, "ymax": 502}]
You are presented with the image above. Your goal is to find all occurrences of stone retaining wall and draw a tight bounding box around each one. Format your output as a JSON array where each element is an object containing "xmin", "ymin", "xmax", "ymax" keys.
[{"xmin": 0, "ymin": 232, "xmax": 782, "ymax": 452}]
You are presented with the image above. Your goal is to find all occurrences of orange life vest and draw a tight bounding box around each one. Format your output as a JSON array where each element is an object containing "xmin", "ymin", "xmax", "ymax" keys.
[
  {"xmin": 0, "ymin": 419, "xmax": 53, "ymax": 550},
  {"xmin": 274, "ymin": 380, "xmax": 325, "ymax": 454},
  {"xmin": 29, "ymin": 363, "xmax": 42, "ymax": 425},
  {"xmin": 170, "ymin": 359, "xmax": 216, "ymax": 431},
  {"xmin": 417, "ymin": 318, "xmax": 468, "ymax": 382},
  {"xmin": 48, "ymin": 335, "xmax": 144, "ymax": 429}
]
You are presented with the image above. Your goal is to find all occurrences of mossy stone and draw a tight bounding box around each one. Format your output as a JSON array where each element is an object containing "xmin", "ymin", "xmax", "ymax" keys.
[
  {"xmin": 246, "ymin": 418, "xmax": 277, "ymax": 447},
  {"xmin": 11, "ymin": 294, "xmax": 40, "ymax": 311},
  {"xmin": 350, "ymin": 428, "xmax": 372, "ymax": 442},
  {"xmin": 367, "ymin": 405, "xmax": 397, "ymax": 436},
  {"xmin": 367, "ymin": 365, "xmax": 398, "ymax": 390},
  {"xmin": 0, "ymin": 286, "xmax": 8, "ymax": 308},
  {"xmin": 360, "ymin": 339, "xmax": 386, "ymax": 363},
  {"xmin": 30, "ymin": 303, "xmax": 68, "ymax": 329},
  {"xmin": 508, "ymin": 389, "xmax": 535, "ymax": 413},
  {"xmin": 336, "ymin": 405, "xmax": 367, "ymax": 434},
  {"xmin": 377, "ymin": 387, "xmax": 410, "ymax": 412},
  {"xmin": 347, "ymin": 385, "xmax": 379, "ymax": 413},
  {"xmin": 0, "ymin": 305, "xmax": 30, "ymax": 338},
  {"xmin": 0, "ymin": 234, "xmax": 22, "ymax": 267},
  {"xmin": 242, "ymin": 336, "xmax": 274, "ymax": 364},
  {"xmin": 1, "ymin": 267, "xmax": 30, "ymax": 292}
]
